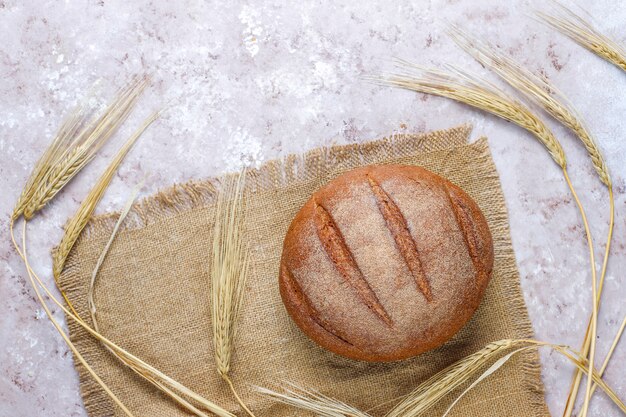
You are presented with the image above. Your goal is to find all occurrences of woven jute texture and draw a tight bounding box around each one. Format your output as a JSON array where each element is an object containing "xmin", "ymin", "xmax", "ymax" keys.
[{"xmin": 58, "ymin": 124, "xmax": 549, "ymax": 417}]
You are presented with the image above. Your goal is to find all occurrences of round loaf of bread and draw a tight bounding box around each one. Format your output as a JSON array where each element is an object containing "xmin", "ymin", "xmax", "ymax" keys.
[{"xmin": 279, "ymin": 164, "xmax": 494, "ymax": 362}]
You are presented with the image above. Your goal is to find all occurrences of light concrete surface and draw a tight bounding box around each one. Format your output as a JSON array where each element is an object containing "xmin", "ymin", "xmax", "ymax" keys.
[{"xmin": 1, "ymin": 1, "xmax": 624, "ymax": 416}]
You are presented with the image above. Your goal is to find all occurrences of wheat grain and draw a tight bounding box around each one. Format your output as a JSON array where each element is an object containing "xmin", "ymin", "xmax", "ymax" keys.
[
  {"xmin": 373, "ymin": 63, "xmax": 566, "ymax": 168},
  {"xmin": 536, "ymin": 1, "xmax": 626, "ymax": 72},
  {"xmin": 447, "ymin": 24, "xmax": 610, "ymax": 187},
  {"xmin": 12, "ymin": 102, "xmax": 91, "ymax": 220},
  {"xmin": 52, "ymin": 111, "xmax": 158, "ymax": 281},
  {"xmin": 211, "ymin": 171, "xmax": 257, "ymax": 417},
  {"xmin": 385, "ymin": 339, "xmax": 520, "ymax": 417},
  {"xmin": 22, "ymin": 76, "xmax": 148, "ymax": 220}
]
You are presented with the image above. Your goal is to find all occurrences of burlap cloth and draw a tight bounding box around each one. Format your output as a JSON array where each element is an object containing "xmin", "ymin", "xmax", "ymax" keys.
[{"xmin": 58, "ymin": 124, "xmax": 550, "ymax": 417}]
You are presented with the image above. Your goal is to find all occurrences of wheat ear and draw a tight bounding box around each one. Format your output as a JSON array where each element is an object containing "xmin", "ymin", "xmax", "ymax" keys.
[
  {"xmin": 50, "ymin": 111, "xmax": 158, "ymax": 318},
  {"xmin": 257, "ymin": 383, "xmax": 373, "ymax": 417},
  {"xmin": 21, "ymin": 76, "xmax": 148, "ymax": 220},
  {"xmin": 374, "ymin": 62, "xmax": 566, "ymax": 168},
  {"xmin": 211, "ymin": 171, "xmax": 257, "ymax": 417},
  {"xmin": 447, "ymin": 25, "xmax": 610, "ymax": 186},
  {"xmin": 536, "ymin": 1, "xmax": 626, "ymax": 72},
  {"xmin": 13, "ymin": 100, "xmax": 91, "ymax": 220},
  {"xmin": 385, "ymin": 339, "xmax": 520, "ymax": 417},
  {"xmin": 447, "ymin": 27, "xmax": 616, "ymax": 417},
  {"xmin": 383, "ymin": 339, "xmax": 626, "ymax": 417},
  {"xmin": 52, "ymin": 111, "xmax": 157, "ymax": 281}
]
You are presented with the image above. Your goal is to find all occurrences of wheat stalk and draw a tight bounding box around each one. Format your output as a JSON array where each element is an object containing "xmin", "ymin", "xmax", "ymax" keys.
[
  {"xmin": 385, "ymin": 339, "xmax": 520, "ymax": 417},
  {"xmin": 558, "ymin": 159, "xmax": 600, "ymax": 417},
  {"xmin": 9, "ymin": 221, "xmax": 137, "ymax": 417},
  {"xmin": 446, "ymin": 26, "xmax": 617, "ymax": 417},
  {"xmin": 535, "ymin": 3, "xmax": 626, "ymax": 414},
  {"xmin": 88, "ymin": 179, "xmax": 144, "ymax": 324},
  {"xmin": 256, "ymin": 339, "xmax": 626, "ymax": 417},
  {"xmin": 12, "ymin": 221, "xmax": 235, "ymax": 417},
  {"xmin": 257, "ymin": 383, "xmax": 373, "ymax": 417},
  {"xmin": 20, "ymin": 76, "xmax": 148, "ymax": 220},
  {"xmin": 211, "ymin": 171, "xmax": 257, "ymax": 417},
  {"xmin": 549, "ymin": 343, "xmax": 626, "ymax": 415},
  {"xmin": 535, "ymin": 4, "xmax": 626, "ymax": 414},
  {"xmin": 12, "ymin": 127, "xmax": 235, "ymax": 417},
  {"xmin": 85, "ymin": 182, "xmax": 215, "ymax": 417},
  {"xmin": 536, "ymin": 1, "xmax": 626, "ymax": 72},
  {"xmin": 584, "ymin": 315, "xmax": 626, "ymax": 401},
  {"xmin": 52, "ymin": 111, "xmax": 157, "ymax": 281}
]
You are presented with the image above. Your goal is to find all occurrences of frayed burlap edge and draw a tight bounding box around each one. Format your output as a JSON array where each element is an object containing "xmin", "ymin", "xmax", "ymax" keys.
[
  {"xmin": 58, "ymin": 124, "xmax": 549, "ymax": 417},
  {"xmin": 73, "ymin": 125, "xmax": 473, "ymax": 240}
]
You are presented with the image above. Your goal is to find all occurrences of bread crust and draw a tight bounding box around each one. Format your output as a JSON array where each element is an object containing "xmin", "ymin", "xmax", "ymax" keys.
[{"xmin": 279, "ymin": 165, "xmax": 494, "ymax": 362}]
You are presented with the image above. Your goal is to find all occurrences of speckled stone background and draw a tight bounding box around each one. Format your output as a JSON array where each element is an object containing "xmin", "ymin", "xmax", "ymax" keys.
[{"xmin": 1, "ymin": 1, "xmax": 624, "ymax": 416}]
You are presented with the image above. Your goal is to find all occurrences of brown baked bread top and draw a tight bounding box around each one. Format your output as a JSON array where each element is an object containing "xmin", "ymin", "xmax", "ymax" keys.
[{"xmin": 279, "ymin": 164, "xmax": 494, "ymax": 362}]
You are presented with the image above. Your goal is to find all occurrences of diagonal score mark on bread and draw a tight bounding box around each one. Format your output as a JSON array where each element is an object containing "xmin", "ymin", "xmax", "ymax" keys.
[
  {"xmin": 313, "ymin": 201, "xmax": 394, "ymax": 327},
  {"xmin": 280, "ymin": 264, "xmax": 355, "ymax": 346},
  {"xmin": 445, "ymin": 184, "xmax": 487, "ymax": 285},
  {"xmin": 366, "ymin": 175, "xmax": 433, "ymax": 302}
]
